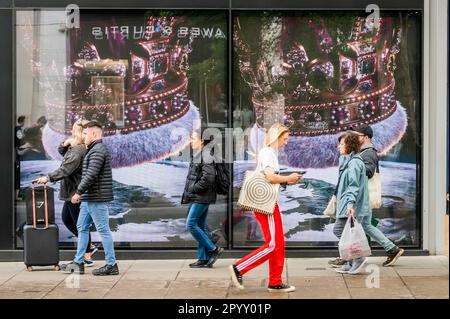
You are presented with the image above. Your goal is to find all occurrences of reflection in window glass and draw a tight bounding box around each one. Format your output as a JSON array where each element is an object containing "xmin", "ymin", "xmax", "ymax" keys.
[
  {"xmin": 232, "ymin": 11, "xmax": 421, "ymax": 248},
  {"xmin": 15, "ymin": 10, "xmax": 228, "ymax": 248}
]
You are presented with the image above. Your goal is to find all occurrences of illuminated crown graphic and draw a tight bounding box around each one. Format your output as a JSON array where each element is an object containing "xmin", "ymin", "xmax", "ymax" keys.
[
  {"xmin": 39, "ymin": 15, "xmax": 200, "ymax": 168},
  {"xmin": 46, "ymin": 16, "xmax": 192, "ymax": 137},
  {"xmin": 234, "ymin": 15, "xmax": 407, "ymax": 168},
  {"xmin": 235, "ymin": 16, "xmax": 401, "ymax": 136}
]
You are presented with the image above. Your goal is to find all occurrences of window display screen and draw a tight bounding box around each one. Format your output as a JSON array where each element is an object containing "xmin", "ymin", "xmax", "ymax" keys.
[
  {"xmin": 15, "ymin": 8, "xmax": 422, "ymax": 249},
  {"xmin": 232, "ymin": 10, "xmax": 421, "ymax": 248},
  {"xmin": 15, "ymin": 10, "xmax": 228, "ymax": 248}
]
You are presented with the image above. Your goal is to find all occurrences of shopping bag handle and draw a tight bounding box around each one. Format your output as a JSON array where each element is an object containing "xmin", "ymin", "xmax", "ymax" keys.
[{"xmin": 347, "ymin": 212, "xmax": 356, "ymax": 227}]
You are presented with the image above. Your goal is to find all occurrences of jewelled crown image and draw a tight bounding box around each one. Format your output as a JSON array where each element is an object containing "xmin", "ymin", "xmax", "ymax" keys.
[
  {"xmin": 43, "ymin": 15, "xmax": 200, "ymax": 168},
  {"xmin": 234, "ymin": 14, "xmax": 408, "ymax": 168}
]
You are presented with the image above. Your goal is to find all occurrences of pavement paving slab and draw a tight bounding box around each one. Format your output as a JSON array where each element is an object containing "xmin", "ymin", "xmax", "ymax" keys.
[{"xmin": 0, "ymin": 257, "xmax": 447, "ymax": 299}]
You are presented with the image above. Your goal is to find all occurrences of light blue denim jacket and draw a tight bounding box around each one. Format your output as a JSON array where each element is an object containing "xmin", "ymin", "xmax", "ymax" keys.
[{"xmin": 336, "ymin": 152, "xmax": 371, "ymax": 219}]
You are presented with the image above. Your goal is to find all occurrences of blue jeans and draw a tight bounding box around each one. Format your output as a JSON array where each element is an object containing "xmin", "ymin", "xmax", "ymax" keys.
[
  {"xmin": 186, "ymin": 203, "xmax": 215, "ymax": 260},
  {"xmin": 74, "ymin": 202, "xmax": 116, "ymax": 266},
  {"xmin": 359, "ymin": 215, "xmax": 396, "ymax": 252}
]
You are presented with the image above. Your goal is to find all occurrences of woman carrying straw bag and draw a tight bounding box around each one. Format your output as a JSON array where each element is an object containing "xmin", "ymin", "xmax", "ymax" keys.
[{"xmin": 230, "ymin": 123, "xmax": 302, "ymax": 293}]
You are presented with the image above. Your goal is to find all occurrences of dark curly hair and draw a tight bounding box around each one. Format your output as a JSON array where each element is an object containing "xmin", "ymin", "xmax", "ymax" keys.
[{"xmin": 338, "ymin": 133, "xmax": 361, "ymax": 154}]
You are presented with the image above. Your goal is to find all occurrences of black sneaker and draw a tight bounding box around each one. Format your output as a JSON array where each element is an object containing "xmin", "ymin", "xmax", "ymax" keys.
[
  {"xmin": 328, "ymin": 257, "xmax": 346, "ymax": 268},
  {"xmin": 205, "ymin": 246, "xmax": 224, "ymax": 268},
  {"xmin": 84, "ymin": 258, "xmax": 94, "ymax": 267},
  {"xmin": 61, "ymin": 261, "xmax": 84, "ymax": 274},
  {"xmin": 189, "ymin": 260, "xmax": 208, "ymax": 268},
  {"xmin": 229, "ymin": 264, "xmax": 244, "ymax": 289},
  {"xmin": 383, "ymin": 247, "xmax": 404, "ymax": 267},
  {"xmin": 92, "ymin": 263, "xmax": 119, "ymax": 276},
  {"xmin": 267, "ymin": 283, "xmax": 296, "ymax": 293}
]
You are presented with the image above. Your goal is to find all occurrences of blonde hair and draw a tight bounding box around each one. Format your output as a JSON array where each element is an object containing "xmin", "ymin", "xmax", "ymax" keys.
[
  {"xmin": 265, "ymin": 123, "xmax": 289, "ymax": 147},
  {"xmin": 71, "ymin": 119, "xmax": 89, "ymax": 146}
]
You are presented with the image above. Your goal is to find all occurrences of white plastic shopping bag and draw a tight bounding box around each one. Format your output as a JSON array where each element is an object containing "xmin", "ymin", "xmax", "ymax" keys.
[{"xmin": 338, "ymin": 216, "xmax": 372, "ymax": 261}]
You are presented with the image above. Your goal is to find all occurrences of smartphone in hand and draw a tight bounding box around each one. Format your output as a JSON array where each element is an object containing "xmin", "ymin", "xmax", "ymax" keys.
[{"xmin": 279, "ymin": 170, "xmax": 307, "ymax": 176}]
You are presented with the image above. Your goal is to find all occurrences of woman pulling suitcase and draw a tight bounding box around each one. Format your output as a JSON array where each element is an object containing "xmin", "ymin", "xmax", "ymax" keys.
[{"xmin": 34, "ymin": 119, "xmax": 97, "ymax": 265}]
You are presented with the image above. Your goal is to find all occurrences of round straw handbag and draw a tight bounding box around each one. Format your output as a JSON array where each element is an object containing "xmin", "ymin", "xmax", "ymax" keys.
[{"xmin": 237, "ymin": 170, "xmax": 279, "ymax": 215}]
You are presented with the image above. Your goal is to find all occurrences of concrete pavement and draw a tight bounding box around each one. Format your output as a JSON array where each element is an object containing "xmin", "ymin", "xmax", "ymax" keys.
[{"xmin": 0, "ymin": 256, "xmax": 448, "ymax": 299}]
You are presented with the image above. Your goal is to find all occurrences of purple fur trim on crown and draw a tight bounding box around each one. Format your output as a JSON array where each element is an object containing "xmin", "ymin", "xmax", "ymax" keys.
[
  {"xmin": 42, "ymin": 102, "xmax": 201, "ymax": 168},
  {"xmin": 250, "ymin": 102, "xmax": 408, "ymax": 169}
]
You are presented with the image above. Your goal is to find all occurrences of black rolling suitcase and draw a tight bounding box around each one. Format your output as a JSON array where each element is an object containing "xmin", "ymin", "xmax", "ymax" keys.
[
  {"xmin": 25, "ymin": 184, "xmax": 55, "ymax": 225},
  {"xmin": 23, "ymin": 184, "xmax": 60, "ymax": 271}
]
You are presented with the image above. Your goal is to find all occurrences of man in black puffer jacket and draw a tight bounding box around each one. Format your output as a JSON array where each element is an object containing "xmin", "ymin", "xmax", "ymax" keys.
[{"xmin": 61, "ymin": 121, "xmax": 118, "ymax": 276}]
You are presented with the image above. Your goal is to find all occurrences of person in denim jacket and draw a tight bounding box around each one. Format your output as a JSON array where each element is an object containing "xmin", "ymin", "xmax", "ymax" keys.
[
  {"xmin": 332, "ymin": 133, "xmax": 368, "ymax": 274},
  {"xmin": 332, "ymin": 133, "xmax": 402, "ymax": 274}
]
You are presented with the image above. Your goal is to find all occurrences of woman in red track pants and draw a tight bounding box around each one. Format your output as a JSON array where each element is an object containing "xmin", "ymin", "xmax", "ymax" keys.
[{"xmin": 229, "ymin": 123, "xmax": 303, "ymax": 293}]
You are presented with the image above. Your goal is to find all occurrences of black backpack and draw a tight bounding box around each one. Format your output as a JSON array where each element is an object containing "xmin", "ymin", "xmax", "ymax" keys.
[{"xmin": 215, "ymin": 162, "xmax": 230, "ymax": 195}]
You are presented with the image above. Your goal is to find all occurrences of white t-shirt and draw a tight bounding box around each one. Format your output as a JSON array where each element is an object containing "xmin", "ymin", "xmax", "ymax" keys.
[{"xmin": 257, "ymin": 147, "xmax": 279, "ymax": 173}]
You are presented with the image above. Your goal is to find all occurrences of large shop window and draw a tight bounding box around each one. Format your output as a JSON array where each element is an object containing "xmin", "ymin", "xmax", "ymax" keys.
[
  {"xmin": 231, "ymin": 10, "xmax": 422, "ymax": 248},
  {"xmin": 15, "ymin": 10, "xmax": 228, "ymax": 248},
  {"xmin": 14, "ymin": 8, "xmax": 422, "ymax": 250}
]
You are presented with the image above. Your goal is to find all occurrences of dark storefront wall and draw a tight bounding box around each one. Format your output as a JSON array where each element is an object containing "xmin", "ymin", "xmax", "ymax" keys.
[
  {"xmin": 1, "ymin": 0, "xmax": 427, "ymax": 259},
  {"xmin": 0, "ymin": 6, "xmax": 13, "ymax": 250}
]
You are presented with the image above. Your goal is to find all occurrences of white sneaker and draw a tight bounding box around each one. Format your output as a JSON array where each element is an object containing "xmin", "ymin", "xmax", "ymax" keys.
[
  {"xmin": 335, "ymin": 262, "xmax": 352, "ymax": 274},
  {"xmin": 348, "ymin": 257, "xmax": 367, "ymax": 274}
]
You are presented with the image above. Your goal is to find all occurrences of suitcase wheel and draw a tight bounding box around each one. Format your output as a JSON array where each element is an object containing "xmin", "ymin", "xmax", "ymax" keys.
[
  {"xmin": 26, "ymin": 266, "xmax": 33, "ymax": 272},
  {"xmin": 54, "ymin": 265, "xmax": 60, "ymax": 271}
]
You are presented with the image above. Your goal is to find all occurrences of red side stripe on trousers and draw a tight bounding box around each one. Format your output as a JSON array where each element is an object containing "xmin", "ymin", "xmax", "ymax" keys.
[{"xmin": 235, "ymin": 203, "xmax": 285, "ymax": 286}]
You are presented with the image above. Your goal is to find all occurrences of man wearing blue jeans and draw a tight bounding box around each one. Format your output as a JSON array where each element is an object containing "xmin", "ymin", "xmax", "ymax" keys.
[{"xmin": 61, "ymin": 121, "xmax": 118, "ymax": 275}]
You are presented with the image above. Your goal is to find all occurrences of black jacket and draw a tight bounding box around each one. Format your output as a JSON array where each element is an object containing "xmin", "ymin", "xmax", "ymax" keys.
[
  {"xmin": 76, "ymin": 139, "xmax": 114, "ymax": 202},
  {"xmin": 181, "ymin": 153, "xmax": 217, "ymax": 205},
  {"xmin": 48, "ymin": 143, "xmax": 86, "ymax": 201}
]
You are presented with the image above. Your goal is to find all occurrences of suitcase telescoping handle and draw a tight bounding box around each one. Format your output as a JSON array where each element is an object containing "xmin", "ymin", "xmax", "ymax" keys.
[{"xmin": 31, "ymin": 182, "xmax": 49, "ymax": 229}]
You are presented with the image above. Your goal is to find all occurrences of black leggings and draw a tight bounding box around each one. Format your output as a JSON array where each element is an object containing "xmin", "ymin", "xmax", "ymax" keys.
[{"xmin": 62, "ymin": 201, "xmax": 92, "ymax": 253}]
